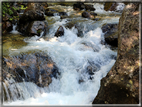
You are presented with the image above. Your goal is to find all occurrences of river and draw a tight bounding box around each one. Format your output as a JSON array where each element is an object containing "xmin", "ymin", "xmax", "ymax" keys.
[{"xmin": 2, "ymin": 3, "xmax": 124, "ymax": 105}]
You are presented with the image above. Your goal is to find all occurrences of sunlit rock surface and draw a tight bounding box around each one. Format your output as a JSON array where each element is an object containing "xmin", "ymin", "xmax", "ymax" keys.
[{"xmin": 93, "ymin": 3, "xmax": 139, "ymax": 104}]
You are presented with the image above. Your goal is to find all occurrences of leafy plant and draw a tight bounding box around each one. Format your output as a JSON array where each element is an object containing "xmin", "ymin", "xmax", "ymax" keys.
[
  {"xmin": 2, "ymin": 2, "xmax": 19, "ymax": 21},
  {"xmin": 20, "ymin": 5, "xmax": 27, "ymax": 10}
]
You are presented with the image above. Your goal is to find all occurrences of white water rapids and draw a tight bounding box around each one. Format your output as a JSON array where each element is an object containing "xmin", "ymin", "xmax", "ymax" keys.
[{"xmin": 3, "ymin": 3, "xmax": 124, "ymax": 105}]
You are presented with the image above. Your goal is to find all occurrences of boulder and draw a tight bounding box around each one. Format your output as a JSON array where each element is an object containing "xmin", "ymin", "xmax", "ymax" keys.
[
  {"xmin": 55, "ymin": 26, "xmax": 64, "ymax": 37},
  {"xmin": 18, "ymin": 21, "xmax": 48, "ymax": 37},
  {"xmin": 19, "ymin": 3, "xmax": 45, "ymax": 23},
  {"xmin": 92, "ymin": 3, "xmax": 139, "ymax": 104},
  {"xmin": 73, "ymin": 2, "xmax": 85, "ymax": 10},
  {"xmin": 2, "ymin": 52, "xmax": 59, "ymax": 87},
  {"xmin": 45, "ymin": 8, "xmax": 58, "ymax": 16},
  {"xmin": 59, "ymin": 12, "xmax": 68, "ymax": 19},
  {"xmin": 17, "ymin": 3, "xmax": 47, "ymax": 36},
  {"xmin": 101, "ymin": 24, "xmax": 118, "ymax": 47},
  {"xmin": 104, "ymin": 2, "xmax": 125, "ymax": 13},
  {"xmin": 82, "ymin": 11, "xmax": 97, "ymax": 19},
  {"xmin": 27, "ymin": 21, "xmax": 47, "ymax": 36},
  {"xmin": 85, "ymin": 4, "xmax": 95, "ymax": 11},
  {"xmin": 65, "ymin": 22, "xmax": 83, "ymax": 37},
  {"xmin": 73, "ymin": 3, "xmax": 96, "ymax": 11}
]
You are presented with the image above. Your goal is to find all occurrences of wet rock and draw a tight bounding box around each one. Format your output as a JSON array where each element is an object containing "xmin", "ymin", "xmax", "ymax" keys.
[
  {"xmin": 82, "ymin": 11, "xmax": 97, "ymax": 19},
  {"xmin": 17, "ymin": 3, "xmax": 46, "ymax": 36},
  {"xmin": 102, "ymin": 24, "xmax": 118, "ymax": 47},
  {"xmin": 73, "ymin": 2, "xmax": 85, "ymax": 10},
  {"xmin": 65, "ymin": 22, "xmax": 83, "ymax": 37},
  {"xmin": 18, "ymin": 20, "xmax": 48, "ymax": 37},
  {"xmin": 2, "ymin": 52, "xmax": 59, "ymax": 88},
  {"xmin": 59, "ymin": 12, "xmax": 68, "ymax": 19},
  {"xmin": 27, "ymin": 21, "xmax": 47, "ymax": 36},
  {"xmin": 85, "ymin": 4, "xmax": 95, "ymax": 11},
  {"xmin": 55, "ymin": 26, "xmax": 64, "ymax": 37},
  {"xmin": 104, "ymin": 2, "xmax": 125, "ymax": 13},
  {"xmin": 82, "ymin": 11, "xmax": 91, "ymax": 18},
  {"xmin": 18, "ymin": 3, "xmax": 45, "ymax": 25},
  {"xmin": 93, "ymin": 3, "xmax": 139, "ymax": 104},
  {"xmin": 86, "ymin": 66, "xmax": 98, "ymax": 75},
  {"xmin": 45, "ymin": 8, "xmax": 58, "ymax": 16}
]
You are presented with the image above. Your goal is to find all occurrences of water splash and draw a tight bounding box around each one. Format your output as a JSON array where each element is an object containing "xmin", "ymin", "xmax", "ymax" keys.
[{"xmin": 10, "ymin": 24, "xmax": 19, "ymax": 34}]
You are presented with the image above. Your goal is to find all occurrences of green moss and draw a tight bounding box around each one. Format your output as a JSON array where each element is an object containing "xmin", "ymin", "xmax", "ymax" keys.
[{"xmin": 37, "ymin": 29, "xmax": 42, "ymax": 34}]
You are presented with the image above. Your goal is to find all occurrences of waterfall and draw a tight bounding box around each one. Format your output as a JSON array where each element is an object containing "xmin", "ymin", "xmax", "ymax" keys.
[
  {"xmin": 3, "ymin": 3, "xmax": 122, "ymax": 105},
  {"xmin": 10, "ymin": 24, "xmax": 19, "ymax": 34}
]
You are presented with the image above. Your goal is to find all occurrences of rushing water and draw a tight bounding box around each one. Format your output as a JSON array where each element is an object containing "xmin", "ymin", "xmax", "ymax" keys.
[{"xmin": 3, "ymin": 3, "xmax": 124, "ymax": 105}]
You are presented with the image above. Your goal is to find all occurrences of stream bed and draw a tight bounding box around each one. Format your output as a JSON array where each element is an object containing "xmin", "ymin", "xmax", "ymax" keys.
[{"xmin": 2, "ymin": 3, "xmax": 124, "ymax": 105}]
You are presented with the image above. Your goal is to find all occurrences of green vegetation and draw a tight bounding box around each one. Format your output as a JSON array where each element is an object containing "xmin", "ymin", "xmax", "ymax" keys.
[
  {"xmin": 2, "ymin": 2, "xmax": 27, "ymax": 21},
  {"xmin": 2, "ymin": 2, "xmax": 15, "ymax": 16}
]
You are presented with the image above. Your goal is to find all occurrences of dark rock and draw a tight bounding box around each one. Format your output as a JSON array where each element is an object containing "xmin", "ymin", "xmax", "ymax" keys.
[
  {"xmin": 59, "ymin": 12, "xmax": 68, "ymax": 19},
  {"xmin": 85, "ymin": 4, "xmax": 95, "ymax": 11},
  {"xmin": 102, "ymin": 24, "xmax": 118, "ymax": 47},
  {"xmin": 19, "ymin": 3, "xmax": 45, "ymax": 23},
  {"xmin": 93, "ymin": 18, "xmax": 100, "ymax": 21},
  {"xmin": 19, "ymin": 9, "xmax": 45, "ymax": 23},
  {"xmin": 17, "ymin": 3, "xmax": 46, "ymax": 36},
  {"xmin": 18, "ymin": 21, "xmax": 47, "ymax": 37},
  {"xmin": 2, "ymin": 21, "xmax": 13, "ymax": 35},
  {"xmin": 45, "ymin": 8, "xmax": 58, "ymax": 16},
  {"xmin": 45, "ymin": 11, "xmax": 54, "ymax": 16},
  {"xmin": 59, "ymin": 12, "xmax": 68, "ymax": 16},
  {"xmin": 105, "ymin": 35, "xmax": 118, "ymax": 47},
  {"xmin": 104, "ymin": 2, "xmax": 125, "ymax": 13},
  {"xmin": 86, "ymin": 66, "xmax": 98, "ymax": 75},
  {"xmin": 93, "ymin": 3, "xmax": 139, "ymax": 104},
  {"xmin": 73, "ymin": 2, "xmax": 85, "ymax": 10},
  {"xmin": 82, "ymin": 11, "xmax": 91, "ymax": 18},
  {"xmin": 2, "ymin": 52, "xmax": 59, "ymax": 88},
  {"xmin": 65, "ymin": 22, "xmax": 84, "ymax": 37},
  {"xmin": 82, "ymin": 11, "xmax": 97, "ymax": 19},
  {"xmin": 27, "ymin": 21, "xmax": 47, "ymax": 36},
  {"xmin": 55, "ymin": 26, "xmax": 64, "ymax": 37}
]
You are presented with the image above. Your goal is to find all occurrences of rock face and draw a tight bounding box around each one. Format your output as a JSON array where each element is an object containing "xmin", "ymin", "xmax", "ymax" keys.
[
  {"xmin": 2, "ymin": 52, "xmax": 59, "ymax": 88},
  {"xmin": 92, "ymin": 3, "xmax": 139, "ymax": 104},
  {"xmin": 102, "ymin": 24, "xmax": 118, "ymax": 47}
]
